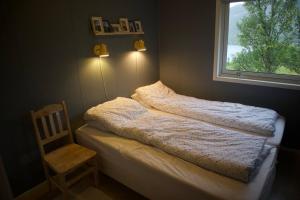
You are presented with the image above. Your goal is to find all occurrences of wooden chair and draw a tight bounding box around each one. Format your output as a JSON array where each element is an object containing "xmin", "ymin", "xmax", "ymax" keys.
[{"xmin": 30, "ymin": 101, "xmax": 98, "ymax": 199}]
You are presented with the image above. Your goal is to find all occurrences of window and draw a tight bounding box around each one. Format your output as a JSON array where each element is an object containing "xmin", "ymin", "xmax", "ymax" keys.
[{"xmin": 213, "ymin": 0, "xmax": 300, "ymax": 90}]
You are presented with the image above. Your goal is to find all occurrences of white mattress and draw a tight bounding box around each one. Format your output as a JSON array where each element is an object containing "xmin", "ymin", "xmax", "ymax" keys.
[
  {"xmin": 76, "ymin": 125, "xmax": 278, "ymax": 200},
  {"xmin": 238, "ymin": 116, "xmax": 285, "ymax": 147}
]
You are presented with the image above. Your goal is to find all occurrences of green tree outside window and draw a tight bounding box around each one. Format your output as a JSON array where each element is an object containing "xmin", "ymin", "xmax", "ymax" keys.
[{"xmin": 227, "ymin": 0, "xmax": 300, "ymax": 75}]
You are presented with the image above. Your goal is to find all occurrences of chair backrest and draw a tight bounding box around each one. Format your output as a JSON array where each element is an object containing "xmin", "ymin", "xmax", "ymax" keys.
[{"xmin": 30, "ymin": 101, "xmax": 74, "ymax": 157}]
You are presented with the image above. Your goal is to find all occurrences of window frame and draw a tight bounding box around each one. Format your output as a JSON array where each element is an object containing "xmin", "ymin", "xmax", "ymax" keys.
[{"xmin": 213, "ymin": 0, "xmax": 300, "ymax": 90}]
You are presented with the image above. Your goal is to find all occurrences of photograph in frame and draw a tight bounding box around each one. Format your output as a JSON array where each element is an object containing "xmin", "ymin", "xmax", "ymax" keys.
[
  {"xmin": 91, "ymin": 16, "xmax": 104, "ymax": 35},
  {"xmin": 111, "ymin": 24, "xmax": 121, "ymax": 32},
  {"xmin": 134, "ymin": 20, "xmax": 143, "ymax": 32},
  {"xmin": 119, "ymin": 18, "xmax": 130, "ymax": 32},
  {"xmin": 129, "ymin": 20, "xmax": 136, "ymax": 32},
  {"xmin": 102, "ymin": 19, "xmax": 112, "ymax": 32}
]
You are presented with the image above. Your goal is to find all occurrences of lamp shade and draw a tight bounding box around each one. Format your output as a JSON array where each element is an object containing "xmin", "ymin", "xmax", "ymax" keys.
[
  {"xmin": 94, "ymin": 43, "xmax": 109, "ymax": 57},
  {"xmin": 134, "ymin": 40, "xmax": 146, "ymax": 51}
]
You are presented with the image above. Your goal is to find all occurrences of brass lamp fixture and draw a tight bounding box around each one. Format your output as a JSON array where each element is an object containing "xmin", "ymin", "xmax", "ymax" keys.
[
  {"xmin": 94, "ymin": 43, "xmax": 109, "ymax": 57},
  {"xmin": 134, "ymin": 40, "xmax": 146, "ymax": 52}
]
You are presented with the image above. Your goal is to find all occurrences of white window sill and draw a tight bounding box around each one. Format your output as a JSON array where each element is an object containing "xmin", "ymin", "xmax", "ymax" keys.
[{"xmin": 213, "ymin": 74, "xmax": 300, "ymax": 90}]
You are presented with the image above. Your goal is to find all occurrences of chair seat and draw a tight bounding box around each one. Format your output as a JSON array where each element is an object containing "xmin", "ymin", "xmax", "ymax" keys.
[{"xmin": 44, "ymin": 144, "xmax": 96, "ymax": 174}]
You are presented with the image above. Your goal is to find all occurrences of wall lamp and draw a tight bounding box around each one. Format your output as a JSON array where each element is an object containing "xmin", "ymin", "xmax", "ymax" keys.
[
  {"xmin": 94, "ymin": 43, "xmax": 109, "ymax": 57},
  {"xmin": 134, "ymin": 40, "xmax": 146, "ymax": 52}
]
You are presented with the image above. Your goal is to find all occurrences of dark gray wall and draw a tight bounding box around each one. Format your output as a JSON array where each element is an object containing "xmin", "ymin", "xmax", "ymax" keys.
[
  {"xmin": 1, "ymin": 0, "xmax": 158, "ymax": 196},
  {"xmin": 159, "ymin": 0, "xmax": 300, "ymax": 148},
  {"xmin": 0, "ymin": 157, "xmax": 13, "ymax": 200}
]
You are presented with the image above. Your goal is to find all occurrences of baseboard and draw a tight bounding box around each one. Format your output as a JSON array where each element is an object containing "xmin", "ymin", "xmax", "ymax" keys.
[
  {"xmin": 15, "ymin": 181, "xmax": 49, "ymax": 200},
  {"xmin": 15, "ymin": 170, "xmax": 97, "ymax": 200}
]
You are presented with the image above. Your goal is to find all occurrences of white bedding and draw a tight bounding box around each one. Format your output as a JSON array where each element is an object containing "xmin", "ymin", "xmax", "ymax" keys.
[
  {"xmin": 84, "ymin": 97, "xmax": 271, "ymax": 182},
  {"xmin": 134, "ymin": 81, "xmax": 279, "ymax": 136},
  {"xmin": 87, "ymin": 110, "xmax": 285, "ymax": 147},
  {"xmin": 76, "ymin": 125, "xmax": 278, "ymax": 200},
  {"xmin": 221, "ymin": 116, "xmax": 285, "ymax": 147}
]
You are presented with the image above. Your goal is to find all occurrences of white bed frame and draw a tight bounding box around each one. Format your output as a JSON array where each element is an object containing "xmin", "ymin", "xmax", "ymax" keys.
[{"xmin": 76, "ymin": 125, "xmax": 279, "ymax": 200}]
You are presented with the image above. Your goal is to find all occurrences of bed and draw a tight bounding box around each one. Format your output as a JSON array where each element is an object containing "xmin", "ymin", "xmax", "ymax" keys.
[
  {"xmin": 74, "ymin": 96, "xmax": 285, "ymax": 200},
  {"xmin": 76, "ymin": 125, "xmax": 277, "ymax": 200}
]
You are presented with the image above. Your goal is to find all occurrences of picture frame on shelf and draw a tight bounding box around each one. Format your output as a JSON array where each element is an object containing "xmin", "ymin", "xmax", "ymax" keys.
[
  {"xmin": 134, "ymin": 20, "xmax": 143, "ymax": 32},
  {"xmin": 102, "ymin": 19, "xmax": 112, "ymax": 32},
  {"xmin": 119, "ymin": 18, "xmax": 130, "ymax": 32},
  {"xmin": 91, "ymin": 16, "xmax": 104, "ymax": 35},
  {"xmin": 129, "ymin": 20, "xmax": 136, "ymax": 32},
  {"xmin": 111, "ymin": 24, "xmax": 121, "ymax": 32}
]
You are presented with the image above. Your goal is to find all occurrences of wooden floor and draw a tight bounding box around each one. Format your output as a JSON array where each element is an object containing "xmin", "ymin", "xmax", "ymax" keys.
[
  {"xmin": 42, "ymin": 148, "xmax": 300, "ymax": 200},
  {"xmin": 269, "ymin": 149, "xmax": 300, "ymax": 200}
]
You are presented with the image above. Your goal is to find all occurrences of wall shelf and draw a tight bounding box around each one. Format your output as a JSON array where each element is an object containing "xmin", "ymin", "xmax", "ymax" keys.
[{"xmin": 95, "ymin": 32, "xmax": 144, "ymax": 36}]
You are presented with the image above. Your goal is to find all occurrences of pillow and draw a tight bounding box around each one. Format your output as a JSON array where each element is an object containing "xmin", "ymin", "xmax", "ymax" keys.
[
  {"xmin": 131, "ymin": 93, "xmax": 152, "ymax": 108},
  {"xmin": 135, "ymin": 81, "xmax": 175, "ymax": 98},
  {"xmin": 85, "ymin": 97, "xmax": 147, "ymax": 121}
]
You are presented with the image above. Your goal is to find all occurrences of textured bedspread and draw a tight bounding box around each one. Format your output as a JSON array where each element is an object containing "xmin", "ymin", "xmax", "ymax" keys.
[
  {"xmin": 134, "ymin": 81, "xmax": 278, "ymax": 136},
  {"xmin": 85, "ymin": 97, "xmax": 271, "ymax": 182}
]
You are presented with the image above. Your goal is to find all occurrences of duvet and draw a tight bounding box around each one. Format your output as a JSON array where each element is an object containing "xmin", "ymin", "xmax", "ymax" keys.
[
  {"xmin": 85, "ymin": 97, "xmax": 271, "ymax": 182},
  {"xmin": 133, "ymin": 81, "xmax": 279, "ymax": 136}
]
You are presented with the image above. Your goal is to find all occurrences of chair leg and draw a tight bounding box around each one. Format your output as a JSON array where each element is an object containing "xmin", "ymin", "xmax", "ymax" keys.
[
  {"xmin": 93, "ymin": 158, "xmax": 99, "ymax": 188},
  {"xmin": 59, "ymin": 174, "xmax": 68, "ymax": 200},
  {"xmin": 42, "ymin": 161, "xmax": 52, "ymax": 192}
]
